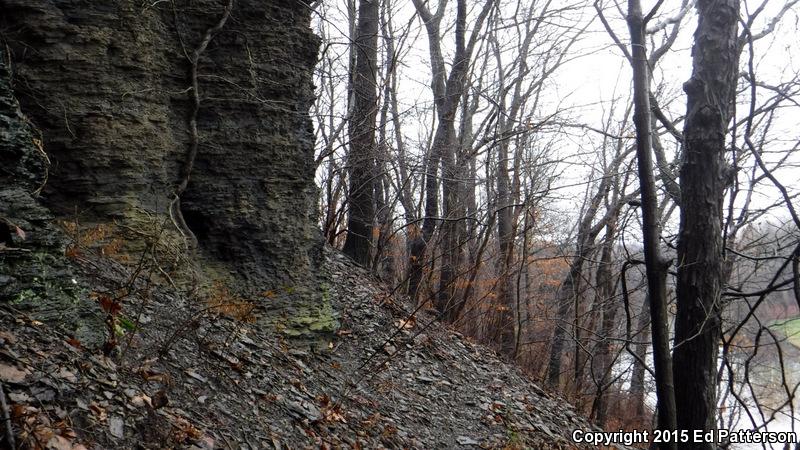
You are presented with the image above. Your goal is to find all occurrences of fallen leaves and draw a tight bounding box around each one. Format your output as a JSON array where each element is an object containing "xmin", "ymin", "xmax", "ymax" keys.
[
  {"xmin": 395, "ymin": 316, "xmax": 416, "ymax": 330},
  {"xmin": 206, "ymin": 280, "xmax": 257, "ymax": 322},
  {"xmin": 0, "ymin": 363, "xmax": 30, "ymax": 384},
  {"xmin": 47, "ymin": 434, "xmax": 88, "ymax": 450},
  {"xmin": 12, "ymin": 403, "xmax": 87, "ymax": 450},
  {"xmin": 136, "ymin": 360, "xmax": 171, "ymax": 384},
  {"xmin": 170, "ymin": 415, "xmax": 203, "ymax": 443},
  {"xmin": 61, "ymin": 221, "xmax": 121, "ymax": 261},
  {"xmin": 97, "ymin": 294, "xmax": 122, "ymax": 316},
  {"xmin": 316, "ymin": 394, "xmax": 347, "ymax": 424},
  {"xmin": 130, "ymin": 393, "xmax": 153, "ymax": 408},
  {"xmin": 65, "ymin": 337, "xmax": 82, "ymax": 349},
  {"xmin": 14, "ymin": 224, "xmax": 26, "ymax": 240},
  {"xmin": 0, "ymin": 330, "xmax": 17, "ymax": 344},
  {"xmin": 88, "ymin": 402, "xmax": 107, "ymax": 422},
  {"xmin": 55, "ymin": 367, "xmax": 78, "ymax": 383}
]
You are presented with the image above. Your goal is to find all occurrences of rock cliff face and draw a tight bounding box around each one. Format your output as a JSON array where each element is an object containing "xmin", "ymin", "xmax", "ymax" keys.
[
  {"xmin": 1, "ymin": 0, "xmax": 320, "ymax": 284},
  {"xmin": 1, "ymin": 0, "xmax": 327, "ymax": 331},
  {"xmin": 0, "ymin": 57, "xmax": 73, "ymax": 302}
]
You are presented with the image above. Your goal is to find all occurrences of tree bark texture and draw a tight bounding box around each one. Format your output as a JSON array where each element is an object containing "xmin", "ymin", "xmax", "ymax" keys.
[
  {"xmin": 590, "ymin": 220, "xmax": 619, "ymax": 427},
  {"xmin": 342, "ymin": 0, "xmax": 379, "ymax": 267},
  {"xmin": 626, "ymin": 0, "xmax": 677, "ymax": 443},
  {"xmin": 673, "ymin": 1, "xmax": 739, "ymax": 446}
]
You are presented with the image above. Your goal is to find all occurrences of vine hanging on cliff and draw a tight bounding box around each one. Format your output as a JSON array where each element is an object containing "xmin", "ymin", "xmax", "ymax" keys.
[{"xmin": 169, "ymin": 0, "xmax": 234, "ymax": 251}]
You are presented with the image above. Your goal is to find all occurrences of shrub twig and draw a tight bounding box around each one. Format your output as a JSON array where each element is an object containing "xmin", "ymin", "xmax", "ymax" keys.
[{"xmin": 0, "ymin": 381, "xmax": 16, "ymax": 449}]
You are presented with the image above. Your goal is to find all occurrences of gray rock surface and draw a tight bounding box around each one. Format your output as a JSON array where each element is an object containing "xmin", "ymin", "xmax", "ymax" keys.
[
  {"xmin": 0, "ymin": 248, "xmax": 611, "ymax": 449},
  {"xmin": 1, "ymin": 55, "xmax": 86, "ymax": 329},
  {"xmin": 1, "ymin": 0, "xmax": 329, "ymax": 334}
]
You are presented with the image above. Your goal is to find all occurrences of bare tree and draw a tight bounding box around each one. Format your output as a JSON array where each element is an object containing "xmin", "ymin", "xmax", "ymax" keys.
[
  {"xmin": 594, "ymin": 0, "xmax": 680, "ymax": 441},
  {"xmin": 546, "ymin": 141, "xmax": 634, "ymax": 387},
  {"xmin": 672, "ymin": 1, "xmax": 739, "ymax": 445},
  {"xmin": 342, "ymin": 0, "xmax": 380, "ymax": 266},
  {"xmin": 407, "ymin": 0, "xmax": 493, "ymax": 310}
]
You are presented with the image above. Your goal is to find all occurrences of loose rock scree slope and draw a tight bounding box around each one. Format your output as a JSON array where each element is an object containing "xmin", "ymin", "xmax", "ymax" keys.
[{"xmin": 1, "ymin": 248, "xmax": 600, "ymax": 449}]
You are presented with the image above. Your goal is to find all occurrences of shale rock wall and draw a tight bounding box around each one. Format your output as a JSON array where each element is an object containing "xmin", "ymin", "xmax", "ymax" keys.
[
  {"xmin": 1, "ymin": 0, "xmax": 329, "ymax": 333},
  {"xmin": 0, "ymin": 57, "xmax": 72, "ymax": 301}
]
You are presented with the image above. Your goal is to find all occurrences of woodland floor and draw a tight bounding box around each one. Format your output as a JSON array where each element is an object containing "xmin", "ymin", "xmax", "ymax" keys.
[{"xmin": 0, "ymin": 247, "xmax": 603, "ymax": 449}]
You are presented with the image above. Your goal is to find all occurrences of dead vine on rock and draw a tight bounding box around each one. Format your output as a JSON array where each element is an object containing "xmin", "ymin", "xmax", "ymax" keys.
[{"xmin": 170, "ymin": 0, "xmax": 234, "ymax": 252}]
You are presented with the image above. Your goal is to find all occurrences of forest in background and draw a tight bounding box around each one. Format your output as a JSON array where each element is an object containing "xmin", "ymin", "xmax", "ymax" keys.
[{"xmin": 312, "ymin": 0, "xmax": 800, "ymax": 444}]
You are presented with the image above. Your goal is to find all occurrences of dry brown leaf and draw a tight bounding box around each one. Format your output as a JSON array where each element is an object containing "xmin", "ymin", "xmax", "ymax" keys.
[
  {"xmin": 55, "ymin": 367, "xmax": 78, "ymax": 383},
  {"xmin": 97, "ymin": 295, "xmax": 122, "ymax": 316},
  {"xmin": 142, "ymin": 372, "xmax": 170, "ymax": 384},
  {"xmin": 172, "ymin": 416, "xmax": 202, "ymax": 442},
  {"xmin": 0, "ymin": 363, "xmax": 30, "ymax": 383},
  {"xmin": 88, "ymin": 402, "xmax": 107, "ymax": 422},
  {"xmin": 33, "ymin": 426, "xmax": 56, "ymax": 446},
  {"xmin": 11, "ymin": 404, "xmax": 38, "ymax": 422},
  {"xmin": 322, "ymin": 407, "xmax": 347, "ymax": 424},
  {"xmin": 137, "ymin": 358, "xmax": 158, "ymax": 371},
  {"xmin": 46, "ymin": 435, "xmax": 74, "ymax": 450},
  {"xmin": 130, "ymin": 394, "xmax": 152, "ymax": 408},
  {"xmin": 0, "ymin": 330, "xmax": 17, "ymax": 344},
  {"xmin": 395, "ymin": 317, "xmax": 416, "ymax": 330},
  {"xmin": 65, "ymin": 245, "xmax": 82, "ymax": 259}
]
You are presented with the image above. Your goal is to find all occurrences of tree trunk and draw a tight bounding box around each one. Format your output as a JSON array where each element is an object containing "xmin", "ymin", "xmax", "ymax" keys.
[
  {"xmin": 630, "ymin": 294, "xmax": 651, "ymax": 417},
  {"xmin": 547, "ymin": 261, "xmax": 581, "ymax": 387},
  {"xmin": 438, "ymin": 122, "xmax": 466, "ymax": 321},
  {"xmin": 591, "ymin": 220, "xmax": 619, "ymax": 427},
  {"xmin": 546, "ymin": 149, "xmax": 630, "ymax": 386},
  {"xmin": 342, "ymin": 0, "xmax": 379, "ymax": 266},
  {"xmin": 673, "ymin": 1, "xmax": 739, "ymax": 446},
  {"xmin": 495, "ymin": 135, "xmax": 516, "ymax": 355},
  {"xmin": 626, "ymin": 0, "xmax": 677, "ymax": 443},
  {"xmin": 407, "ymin": 144, "xmax": 440, "ymax": 301},
  {"xmin": 407, "ymin": 0, "xmax": 492, "ymax": 307}
]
